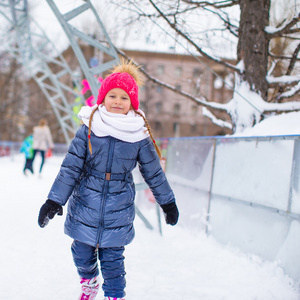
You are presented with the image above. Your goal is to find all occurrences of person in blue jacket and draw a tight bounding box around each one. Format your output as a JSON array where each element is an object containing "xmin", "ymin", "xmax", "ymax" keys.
[
  {"xmin": 20, "ymin": 135, "xmax": 34, "ymax": 175},
  {"xmin": 38, "ymin": 60, "xmax": 179, "ymax": 300}
]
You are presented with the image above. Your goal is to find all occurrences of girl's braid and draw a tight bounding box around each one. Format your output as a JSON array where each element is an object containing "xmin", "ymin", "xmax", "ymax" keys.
[
  {"xmin": 134, "ymin": 109, "xmax": 161, "ymax": 159},
  {"xmin": 87, "ymin": 106, "xmax": 99, "ymax": 155}
]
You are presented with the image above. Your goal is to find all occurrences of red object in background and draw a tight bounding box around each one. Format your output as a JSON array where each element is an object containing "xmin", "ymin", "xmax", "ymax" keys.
[
  {"xmin": 145, "ymin": 188, "xmax": 155, "ymax": 203},
  {"xmin": 5, "ymin": 146, "xmax": 10, "ymax": 156},
  {"xmin": 0, "ymin": 146, "xmax": 10, "ymax": 157},
  {"xmin": 46, "ymin": 149, "xmax": 52, "ymax": 158}
]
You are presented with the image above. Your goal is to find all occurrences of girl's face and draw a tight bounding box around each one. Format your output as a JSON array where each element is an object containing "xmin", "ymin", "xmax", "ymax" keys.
[{"xmin": 104, "ymin": 88, "xmax": 131, "ymax": 114}]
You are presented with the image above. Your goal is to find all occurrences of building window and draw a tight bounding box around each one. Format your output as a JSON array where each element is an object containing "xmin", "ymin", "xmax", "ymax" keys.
[
  {"xmin": 141, "ymin": 63, "xmax": 147, "ymax": 71},
  {"xmin": 193, "ymin": 68, "xmax": 202, "ymax": 78},
  {"xmin": 174, "ymin": 104, "xmax": 180, "ymax": 114},
  {"xmin": 139, "ymin": 101, "xmax": 146, "ymax": 111},
  {"xmin": 192, "ymin": 84, "xmax": 200, "ymax": 96},
  {"xmin": 191, "ymin": 124, "xmax": 197, "ymax": 134},
  {"xmin": 156, "ymin": 85, "xmax": 162, "ymax": 93},
  {"xmin": 139, "ymin": 86, "xmax": 145, "ymax": 97},
  {"xmin": 155, "ymin": 102, "xmax": 162, "ymax": 113},
  {"xmin": 157, "ymin": 65, "xmax": 164, "ymax": 75},
  {"xmin": 191, "ymin": 105, "xmax": 198, "ymax": 115},
  {"xmin": 175, "ymin": 84, "xmax": 181, "ymax": 91},
  {"xmin": 155, "ymin": 121, "xmax": 162, "ymax": 131},
  {"xmin": 175, "ymin": 66, "xmax": 182, "ymax": 77},
  {"xmin": 173, "ymin": 122, "xmax": 180, "ymax": 137}
]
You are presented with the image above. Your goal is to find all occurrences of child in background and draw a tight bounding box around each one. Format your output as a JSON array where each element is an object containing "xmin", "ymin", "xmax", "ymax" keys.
[
  {"xmin": 20, "ymin": 135, "xmax": 34, "ymax": 175},
  {"xmin": 38, "ymin": 60, "xmax": 179, "ymax": 300}
]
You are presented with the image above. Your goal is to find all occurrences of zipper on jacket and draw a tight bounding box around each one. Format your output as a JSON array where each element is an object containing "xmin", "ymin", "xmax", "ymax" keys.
[{"xmin": 96, "ymin": 137, "xmax": 116, "ymax": 247}]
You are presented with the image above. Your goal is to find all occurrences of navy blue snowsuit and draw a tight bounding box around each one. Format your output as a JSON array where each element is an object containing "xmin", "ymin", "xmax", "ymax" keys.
[{"xmin": 47, "ymin": 125, "xmax": 175, "ymax": 297}]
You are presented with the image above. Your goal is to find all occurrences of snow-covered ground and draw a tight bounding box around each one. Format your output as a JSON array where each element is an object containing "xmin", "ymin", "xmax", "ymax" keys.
[{"xmin": 1, "ymin": 111, "xmax": 300, "ymax": 299}]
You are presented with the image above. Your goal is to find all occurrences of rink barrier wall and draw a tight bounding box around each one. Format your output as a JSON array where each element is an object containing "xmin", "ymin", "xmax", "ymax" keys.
[
  {"xmin": 0, "ymin": 141, "xmax": 68, "ymax": 156},
  {"xmin": 163, "ymin": 134, "xmax": 300, "ymax": 284},
  {"xmin": 2, "ymin": 135, "xmax": 300, "ymax": 282}
]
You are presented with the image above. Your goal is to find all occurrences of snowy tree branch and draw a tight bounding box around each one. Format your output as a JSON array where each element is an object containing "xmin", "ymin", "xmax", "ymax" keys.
[
  {"xmin": 202, "ymin": 107, "xmax": 233, "ymax": 129},
  {"xmin": 262, "ymin": 100, "xmax": 300, "ymax": 112},
  {"xmin": 269, "ymin": 53, "xmax": 300, "ymax": 60},
  {"xmin": 181, "ymin": 0, "xmax": 239, "ymax": 9},
  {"xmin": 276, "ymin": 82, "xmax": 300, "ymax": 101},
  {"xmin": 266, "ymin": 75, "xmax": 300, "ymax": 86},
  {"xmin": 201, "ymin": 6, "xmax": 239, "ymax": 37},
  {"xmin": 286, "ymin": 43, "xmax": 300, "ymax": 75},
  {"xmin": 147, "ymin": 0, "xmax": 241, "ymax": 74},
  {"xmin": 267, "ymin": 12, "xmax": 300, "ymax": 38}
]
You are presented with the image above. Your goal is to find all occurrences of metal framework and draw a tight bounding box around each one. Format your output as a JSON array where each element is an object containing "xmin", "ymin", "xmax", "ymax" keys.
[
  {"xmin": 0, "ymin": 0, "xmax": 119, "ymax": 144},
  {"xmin": 45, "ymin": 0, "xmax": 119, "ymax": 99},
  {"xmin": 0, "ymin": 0, "xmax": 85, "ymax": 144}
]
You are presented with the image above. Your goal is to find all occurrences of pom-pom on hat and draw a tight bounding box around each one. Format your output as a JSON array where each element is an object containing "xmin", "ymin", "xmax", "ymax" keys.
[{"xmin": 97, "ymin": 59, "xmax": 143, "ymax": 110}]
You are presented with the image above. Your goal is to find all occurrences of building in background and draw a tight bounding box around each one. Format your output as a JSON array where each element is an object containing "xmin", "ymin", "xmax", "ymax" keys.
[
  {"xmin": 122, "ymin": 50, "xmax": 234, "ymax": 138},
  {"xmin": 0, "ymin": 45, "xmax": 235, "ymax": 142}
]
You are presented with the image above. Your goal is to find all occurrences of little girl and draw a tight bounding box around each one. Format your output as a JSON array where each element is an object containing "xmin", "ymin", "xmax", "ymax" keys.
[{"xmin": 38, "ymin": 60, "xmax": 179, "ymax": 300}]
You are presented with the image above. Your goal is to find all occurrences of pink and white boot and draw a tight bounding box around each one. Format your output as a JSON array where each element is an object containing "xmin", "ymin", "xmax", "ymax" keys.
[
  {"xmin": 104, "ymin": 297, "xmax": 125, "ymax": 300},
  {"xmin": 79, "ymin": 277, "xmax": 99, "ymax": 300}
]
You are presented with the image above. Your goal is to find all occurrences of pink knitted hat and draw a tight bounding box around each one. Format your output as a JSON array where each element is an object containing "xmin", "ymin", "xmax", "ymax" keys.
[{"xmin": 97, "ymin": 72, "xmax": 139, "ymax": 110}]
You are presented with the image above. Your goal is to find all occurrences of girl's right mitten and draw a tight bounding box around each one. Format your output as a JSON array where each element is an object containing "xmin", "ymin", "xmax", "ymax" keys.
[{"xmin": 38, "ymin": 199, "xmax": 63, "ymax": 228}]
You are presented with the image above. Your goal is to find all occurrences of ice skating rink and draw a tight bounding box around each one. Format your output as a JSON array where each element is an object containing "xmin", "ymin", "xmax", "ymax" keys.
[{"xmin": 0, "ymin": 154, "xmax": 299, "ymax": 300}]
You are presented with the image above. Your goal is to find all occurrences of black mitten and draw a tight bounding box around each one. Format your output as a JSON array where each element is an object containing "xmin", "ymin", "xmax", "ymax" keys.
[
  {"xmin": 38, "ymin": 199, "xmax": 63, "ymax": 228},
  {"xmin": 160, "ymin": 202, "xmax": 179, "ymax": 226}
]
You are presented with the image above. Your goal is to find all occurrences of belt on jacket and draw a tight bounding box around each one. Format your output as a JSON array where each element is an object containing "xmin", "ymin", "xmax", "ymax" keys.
[{"xmin": 84, "ymin": 166, "xmax": 132, "ymax": 182}]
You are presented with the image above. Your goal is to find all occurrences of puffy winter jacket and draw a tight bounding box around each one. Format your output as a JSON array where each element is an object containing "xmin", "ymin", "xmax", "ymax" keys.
[
  {"xmin": 48, "ymin": 125, "xmax": 175, "ymax": 248},
  {"xmin": 20, "ymin": 135, "xmax": 34, "ymax": 159}
]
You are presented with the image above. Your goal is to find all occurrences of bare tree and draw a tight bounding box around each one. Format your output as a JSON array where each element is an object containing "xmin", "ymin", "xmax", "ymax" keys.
[
  {"xmin": 108, "ymin": 0, "xmax": 300, "ymax": 133},
  {"xmin": 0, "ymin": 55, "xmax": 27, "ymax": 141}
]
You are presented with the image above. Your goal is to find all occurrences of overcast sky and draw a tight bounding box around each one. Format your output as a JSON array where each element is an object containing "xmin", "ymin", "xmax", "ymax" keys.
[{"xmin": 25, "ymin": 0, "xmax": 240, "ymax": 57}]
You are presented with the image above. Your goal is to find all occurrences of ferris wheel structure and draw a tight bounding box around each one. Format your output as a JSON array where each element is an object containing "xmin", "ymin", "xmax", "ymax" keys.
[{"xmin": 0, "ymin": 0, "xmax": 119, "ymax": 144}]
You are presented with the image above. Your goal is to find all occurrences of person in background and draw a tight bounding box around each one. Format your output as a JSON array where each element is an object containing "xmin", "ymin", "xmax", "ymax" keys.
[
  {"xmin": 31, "ymin": 118, "xmax": 54, "ymax": 174},
  {"xmin": 38, "ymin": 60, "xmax": 179, "ymax": 300},
  {"xmin": 20, "ymin": 134, "xmax": 34, "ymax": 175}
]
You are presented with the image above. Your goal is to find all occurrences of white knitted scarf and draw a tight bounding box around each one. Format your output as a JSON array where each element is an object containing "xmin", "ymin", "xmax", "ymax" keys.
[{"xmin": 78, "ymin": 105, "xmax": 149, "ymax": 143}]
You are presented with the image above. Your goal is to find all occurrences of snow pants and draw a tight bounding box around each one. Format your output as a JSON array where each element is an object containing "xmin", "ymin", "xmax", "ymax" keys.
[{"xmin": 71, "ymin": 240, "xmax": 126, "ymax": 298}]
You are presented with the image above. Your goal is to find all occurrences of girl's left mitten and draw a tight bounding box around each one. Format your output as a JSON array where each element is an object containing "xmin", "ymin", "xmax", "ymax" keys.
[
  {"xmin": 38, "ymin": 199, "xmax": 63, "ymax": 228},
  {"xmin": 160, "ymin": 201, "xmax": 179, "ymax": 226}
]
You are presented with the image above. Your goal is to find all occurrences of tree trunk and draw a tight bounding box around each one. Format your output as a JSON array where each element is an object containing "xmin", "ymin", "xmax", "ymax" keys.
[{"xmin": 237, "ymin": 0, "xmax": 270, "ymax": 100}]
